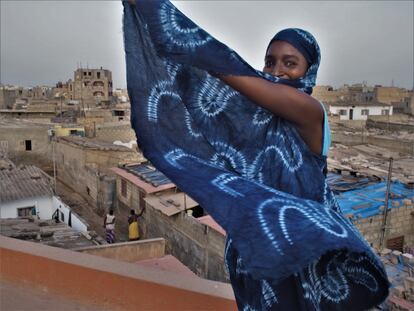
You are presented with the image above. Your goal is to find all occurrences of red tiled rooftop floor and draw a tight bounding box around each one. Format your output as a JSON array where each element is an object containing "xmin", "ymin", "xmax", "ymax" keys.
[{"xmin": 0, "ymin": 279, "xmax": 109, "ymax": 311}]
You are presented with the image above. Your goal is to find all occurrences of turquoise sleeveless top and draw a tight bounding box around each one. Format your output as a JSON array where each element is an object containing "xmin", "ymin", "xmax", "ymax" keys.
[{"xmin": 321, "ymin": 102, "xmax": 331, "ymax": 156}]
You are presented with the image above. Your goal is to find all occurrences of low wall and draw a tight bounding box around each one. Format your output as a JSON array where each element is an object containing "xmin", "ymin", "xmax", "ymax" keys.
[
  {"xmin": 332, "ymin": 132, "xmax": 414, "ymax": 155},
  {"xmin": 75, "ymin": 238, "xmax": 165, "ymax": 263},
  {"xmin": 366, "ymin": 119, "xmax": 414, "ymax": 133},
  {"xmin": 0, "ymin": 236, "xmax": 236, "ymax": 310}
]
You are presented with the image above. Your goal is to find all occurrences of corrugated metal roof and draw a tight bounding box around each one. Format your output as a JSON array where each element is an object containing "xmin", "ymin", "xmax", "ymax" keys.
[
  {"xmin": 0, "ymin": 166, "xmax": 53, "ymax": 203},
  {"xmin": 111, "ymin": 167, "xmax": 175, "ymax": 194},
  {"xmin": 144, "ymin": 192, "xmax": 198, "ymax": 216}
]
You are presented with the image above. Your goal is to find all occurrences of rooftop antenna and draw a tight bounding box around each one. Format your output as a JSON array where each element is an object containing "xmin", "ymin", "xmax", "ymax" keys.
[{"xmin": 391, "ymin": 79, "xmax": 394, "ymax": 87}]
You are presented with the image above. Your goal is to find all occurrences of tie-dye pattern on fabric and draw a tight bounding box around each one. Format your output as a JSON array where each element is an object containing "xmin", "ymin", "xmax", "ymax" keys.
[{"xmin": 123, "ymin": 1, "xmax": 389, "ymax": 309}]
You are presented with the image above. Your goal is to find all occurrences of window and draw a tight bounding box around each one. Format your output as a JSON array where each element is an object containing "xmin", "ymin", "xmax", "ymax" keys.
[
  {"xmin": 60, "ymin": 211, "xmax": 65, "ymax": 222},
  {"xmin": 86, "ymin": 186, "xmax": 91, "ymax": 196},
  {"xmin": 381, "ymin": 109, "xmax": 389, "ymax": 115},
  {"xmin": 25, "ymin": 140, "xmax": 32, "ymax": 151},
  {"xmin": 83, "ymin": 72, "xmax": 87, "ymax": 76},
  {"xmin": 338, "ymin": 109, "xmax": 347, "ymax": 116},
  {"xmin": 18, "ymin": 207, "xmax": 34, "ymax": 217},
  {"xmin": 361, "ymin": 109, "xmax": 369, "ymax": 116},
  {"xmin": 97, "ymin": 72, "xmax": 101, "ymax": 79},
  {"xmin": 121, "ymin": 179, "xmax": 127, "ymax": 197}
]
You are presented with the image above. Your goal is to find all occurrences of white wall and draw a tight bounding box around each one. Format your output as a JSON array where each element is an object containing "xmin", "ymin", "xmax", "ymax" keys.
[
  {"xmin": 330, "ymin": 105, "xmax": 393, "ymax": 120},
  {"xmin": 52, "ymin": 196, "xmax": 89, "ymax": 232},
  {"xmin": 0, "ymin": 196, "xmax": 54, "ymax": 219},
  {"xmin": 0, "ymin": 195, "xmax": 89, "ymax": 233}
]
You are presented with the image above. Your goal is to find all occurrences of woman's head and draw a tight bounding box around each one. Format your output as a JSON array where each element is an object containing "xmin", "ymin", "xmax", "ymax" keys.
[{"xmin": 264, "ymin": 28, "xmax": 320, "ymax": 90}]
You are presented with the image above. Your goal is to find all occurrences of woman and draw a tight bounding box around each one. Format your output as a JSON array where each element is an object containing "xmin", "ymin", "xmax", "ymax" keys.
[
  {"xmin": 128, "ymin": 208, "xmax": 143, "ymax": 241},
  {"xmin": 123, "ymin": 1, "xmax": 389, "ymax": 309},
  {"xmin": 104, "ymin": 209, "xmax": 116, "ymax": 244}
]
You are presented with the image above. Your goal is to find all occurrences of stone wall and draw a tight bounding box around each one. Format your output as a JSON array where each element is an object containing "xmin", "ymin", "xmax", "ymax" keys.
[
  {"xmin": 114, "ymin": 177, "xmax": 227, "ymax": 282},
  {"xmin": 366, "ymin": 119, "xmax": 414, "ymax": 133},
  {"xmin": 353, "ymin": 200, "xmax": 414, "ymax": 250},
  {"xmin": 142, "ymin": 204, "xmax": 227, "ymax": 282},
  {"xmin": 332, "ymin": 132, "xmax": 414, "ymax": 155},
  {"xmin": 75, "ymin": 238, "xmax": 166, "ymax": 262}
]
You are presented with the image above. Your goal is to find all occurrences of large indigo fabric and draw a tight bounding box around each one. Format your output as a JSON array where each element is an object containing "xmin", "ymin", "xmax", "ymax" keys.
[{"xmin": 123, "ymin": 1, "xmax": 389, "ymax": 310}]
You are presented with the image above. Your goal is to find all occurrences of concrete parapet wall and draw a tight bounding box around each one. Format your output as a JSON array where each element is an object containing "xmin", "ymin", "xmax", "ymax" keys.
[
  {"xmin": 75, "ymin": 238, "xmax": 165, "ymax": 262},
  {"xmin": 332, "ymin": 132, "xmax": 414, "ymax": 155},
  {"xmin": 366, "ymin": 119, "xmax": 414, "ymax": 133},
  {"xmin": 141, "ymin": 201, "xmax": 228, "ymax": 282},
  {"xmin": 0, "ymin": 236, "xmax": 236, "ymax": 310}
]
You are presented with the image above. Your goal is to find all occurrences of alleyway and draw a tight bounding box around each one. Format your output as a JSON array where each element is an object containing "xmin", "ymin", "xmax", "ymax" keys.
[{"xmin": 54, "ymin": 179, "xmax": 129, "ymax": 243}]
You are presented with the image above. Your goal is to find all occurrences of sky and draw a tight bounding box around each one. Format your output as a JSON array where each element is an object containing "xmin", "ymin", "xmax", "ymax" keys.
[{"xmin": 1, "ymin": 1, "xmax": 413, "ymax": 90}]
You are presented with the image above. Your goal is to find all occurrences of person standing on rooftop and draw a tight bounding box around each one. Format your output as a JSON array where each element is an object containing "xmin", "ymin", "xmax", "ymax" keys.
[{"xmin": 123, "ymin": 1, "xmax": 389, "ymax": 309}]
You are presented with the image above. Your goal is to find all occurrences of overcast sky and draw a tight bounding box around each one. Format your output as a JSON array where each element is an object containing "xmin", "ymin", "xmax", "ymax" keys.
[{"xmin": 1, "ymin": 1, "xmax": 413, "ymax": 89}]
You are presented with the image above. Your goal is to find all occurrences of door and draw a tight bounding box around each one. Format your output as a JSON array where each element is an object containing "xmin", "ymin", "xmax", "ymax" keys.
[{"xmin": 349, "ymin": 109, "xmax": 354, "ymax": 120}]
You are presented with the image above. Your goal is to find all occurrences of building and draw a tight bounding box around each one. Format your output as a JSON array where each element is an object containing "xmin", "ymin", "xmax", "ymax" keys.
[
  {"xmin": 55, "ymin": 136, "xmax": 144, "ymax": 210},
  {"xmin": 68, "ymin": 67, "xmax": 113, "ymax": 106},
  {"xmin": 0, "ymin": 165, "xmax": 54, "ymax": 219},
  {"xmin": 0, "ymin": 85, "xmax": 21, "ymax": 109},
  {"xmin": 111, "ymin": 163, "xmax": 228, "ymax": 282},
  {"xmin": 0, "ymin": 164, "xmax": 89, "ymax": 233},
  {"xmin": 0, "ymin": 118, "xmax": 51, "ymax": 167},
  {"xmin": 392, "ymin": 96, "xmax": 414, "ymax": 115},
  {"xmin": 329, "ymin": 102, "xmax": 393, "ymax": 120},
  {"xmin": 313, "ymin": 83, "xmax": 375, "ymax": 105},
  {"xmin": 336, "ymin": 180, "xmax": 414, "ymax": 250},
  {"xmin": 375, "ymin": 86, "xmax": 413, "ymax": 105}
]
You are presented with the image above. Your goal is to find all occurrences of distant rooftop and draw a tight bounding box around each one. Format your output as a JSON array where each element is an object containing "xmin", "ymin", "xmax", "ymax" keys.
[
  {"xmin": 124, "ymin": 163, "xmax": 172, "ymax": 187},
  {"xmin": 0, "ymin": 218, "xmax": 97, "ymax": 249},
  {"xmin": 337, "ymin": 181, "xmax": 413, "ymax": 219},
  {"xmin": 0, "ymin": 117, "xmax": 51, "ymax": 129},
  {"xmin": 111, "ymin": 164, "xmax": 175, "ymax": 194},
  {"xmin": 330, "ymin": 101, "xmax": 391, "ymax": 107},
  {"xmin": 0, "ymin": 165, "xmax": 53, "ymax": 203},
  {"xmin": 58, "ymin": 136, "xmax": 133, "ymax": 151}
]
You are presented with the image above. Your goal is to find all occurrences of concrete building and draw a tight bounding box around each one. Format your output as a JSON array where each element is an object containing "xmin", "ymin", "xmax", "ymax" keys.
[
  {"xmin": 329, "ymin": 102, "xmax": 393, "ymax": 120},
  {"xmin": 0, "ymin": 165, "xmax": 54, "ymax": 219},
  {"xmin": 392, "ymin": 96, "xmax": 414, "ymax": 115},
  {"xmin": 68, "ymin": 67, "xmax": 113, "ymax": 106},
  {"xmin": 55, "ymin": 136, "xmax": 144, "ymax": 210},
  {"xmin": 337, "ymin": 180, "xmax": 414, "ymax": 250},
  {"xmin": 0, "ymin": 85, "xmax": 21, "ymax": 109},
  {"xmin": 313, "ymin": 83, "xmax": 375, "ymax": 105},
  {"xmin": 0, "ymin": 164, "xmax": 89, "ymax": 233},
  {"xmin": 375, "ymin": 86, "xmax": 413, "ymax": 105},
  {"xmin": 0, "ymin": 118, "xmax": 51, "ymax": 167},
  {"xmin": 111, "ymin": 163, "xmax": 228, "ymax": 282}
]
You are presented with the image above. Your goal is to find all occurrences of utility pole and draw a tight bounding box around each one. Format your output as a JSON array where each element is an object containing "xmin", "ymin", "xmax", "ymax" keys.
[
  {"xmin": 52, "ymin": 137, "xmax": 57, "ymax": 193},
  {"xmin": 379, "ymin": 157, "xmax": 393, "ymax": 249}
]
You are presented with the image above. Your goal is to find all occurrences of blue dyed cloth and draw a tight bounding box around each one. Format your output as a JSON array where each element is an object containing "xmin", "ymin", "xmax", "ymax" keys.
[{"xmin": 123, "ymin": 1, "xmax": 389, "ymax": 310}]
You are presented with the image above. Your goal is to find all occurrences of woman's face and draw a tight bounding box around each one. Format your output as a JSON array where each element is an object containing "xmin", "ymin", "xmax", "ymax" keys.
[{"xmin": 263, "ymin": 40, "xmax": 308, "ymax": 80}]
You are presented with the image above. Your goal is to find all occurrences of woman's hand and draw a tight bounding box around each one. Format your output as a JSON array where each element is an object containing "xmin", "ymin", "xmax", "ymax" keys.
[{"xmin": 128, "ymin": 0, "xmax": 136, "ymax": 5}]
